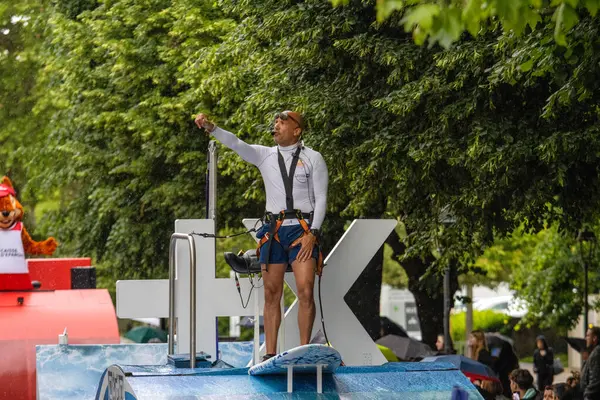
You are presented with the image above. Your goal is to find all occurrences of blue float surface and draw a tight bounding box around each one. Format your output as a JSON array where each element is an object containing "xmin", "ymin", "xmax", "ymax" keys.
[
  {"xmin": 37, "ymin": 343, "xmax": 483, "ymax": 399},
  {"xmin": 36, "ymin": 344, "xmax": 168, "ymax": 400},
  {"xmin": 36, "ymin": 342, "xmax": 254, "ymax": 399},
  {"xmin": 97, "ymin": 362, "xmax": 482, "ymax": 399}
]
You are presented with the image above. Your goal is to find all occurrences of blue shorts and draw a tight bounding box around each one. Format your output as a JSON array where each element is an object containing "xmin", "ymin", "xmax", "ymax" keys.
[{"xmin": 256, "ymin": 223, "xmax": 320, "ymax": 266}]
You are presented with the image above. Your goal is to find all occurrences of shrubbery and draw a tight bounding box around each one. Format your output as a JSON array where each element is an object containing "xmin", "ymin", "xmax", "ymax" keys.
[{"xmin": 451, "ymin": 310, "xmax": 512, "ymax": 343}]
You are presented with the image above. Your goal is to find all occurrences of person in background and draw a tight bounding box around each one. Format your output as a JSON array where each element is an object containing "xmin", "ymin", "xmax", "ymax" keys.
[
  {"xmin": 481, "ymin": 379, "xmax": 509, "ymax": 400},
  {"xmin": 469, "ymin": 330, "xmax": 495, "ymax": 368},
  {"xmin": 495, "ymin": 339, "xmax": 521, "ymax": 398},
  {"xmin": 476, "ymin": 382, "xmax": 495, "ymax": 400},
  {"xmin": 436, "ymin": 334, "xmax": 445, "ymax": 352},
  {"xmin": 581, "ymin": 326, "xmax": 600, "ymax": 400},
  {"xmin": 581, "ymin": 347, "xmax": 591, "ymax": 368},
  {"xmin": 561, "ymin": 373, "xmax": 583, "ymax": 400},
  {"xmin": 533, "ymin": 335, "xmax": 554, "ymax": 391},
  {"xmin": 509, "ymin": 369, "xmax": 543, "ymax": 400},
  {"xmin": 560, "ymin": 374, "xmax": 581, "ymax": 400},
  {"xmin": 434, "ymin": 333, "xmax": 457, "ymax": 355},
  {"xmin": 542, "ymin": 385, "xmax": 560, "ymax": 400}
]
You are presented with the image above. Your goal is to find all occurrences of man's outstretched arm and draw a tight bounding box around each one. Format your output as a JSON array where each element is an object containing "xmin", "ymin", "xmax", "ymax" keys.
[{"xmin": 195, "ymin": 113, "xmax": 267, "ymax": 167}]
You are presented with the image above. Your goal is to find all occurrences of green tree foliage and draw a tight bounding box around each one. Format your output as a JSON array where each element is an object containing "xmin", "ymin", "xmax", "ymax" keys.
[
  {"xmin": 476, "ymin": 225, "xmax": 599, "ymax": 330},
  {"xmin": 33, "ymin": 0, "xmax": 234, "ymax": 285},
  {"xmin": 0, "ymin": 0, "xmax": 64, "ymax": 235},
  {"xmin": 54, "ymin": 0, "xmax": 99, "ymax": 19},
  {"xmin": 0, "ymin": 1, "xmax": 44, "ymax": 193},
  {"xmin": 383, "ymin": 243, "xmax": 409, "ymax": 289},
  {"xmin": 333, "ymin": 0, "xmax": 600, "ymax": 47}
]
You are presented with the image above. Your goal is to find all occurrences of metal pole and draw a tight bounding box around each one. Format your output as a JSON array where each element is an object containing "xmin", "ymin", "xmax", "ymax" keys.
[
  {"xmin": 465, "ymin": 283, "xmax": 473, "ymax": 357},
  {"xmin": 207, "ymin": 140, "xmax": 219, "ymax": 361},
  {"xmin": 167, "ymin": 233, "xmax": 198, "ymax": 369},
  {"xmin": 208, "ymin": 140, "xmax": 218, "ymax": 225},
  {"xmin": 578, "ymin": 231, "xmax": 596, "ymax": 337},
  {"xmin": 584, "ymin": 260, "xmax": 589, "ymax": 336},
  {"xmin": 168, "ymin": 236, "xmax": 177, "ymax": 355},
  {"xmin": 438, "ymin": 205, "xmax": 456, "ymax": 354},
  {"xmin": 188, "ymin": 234, "xmax": 197, "ymax": 369},
  {"xmin": 443, "ymin": 266, "xmax": 451, "ymax": 354}
]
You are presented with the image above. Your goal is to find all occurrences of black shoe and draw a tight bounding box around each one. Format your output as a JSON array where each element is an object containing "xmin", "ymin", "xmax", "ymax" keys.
[{"xmin": 261, "ymin": 353, "xmax": 276, "ymax": 362}]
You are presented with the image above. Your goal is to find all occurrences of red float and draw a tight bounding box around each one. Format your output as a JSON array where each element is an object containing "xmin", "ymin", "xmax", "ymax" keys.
[{"xmin": 0, "ymin": 258, "xmax": 119, "ymax": 400}]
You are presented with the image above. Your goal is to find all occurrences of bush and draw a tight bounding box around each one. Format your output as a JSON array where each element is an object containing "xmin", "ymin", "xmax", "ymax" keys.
[{"xmin": 451, "ymin": 310, "xmax": 511, "ymax": 343}]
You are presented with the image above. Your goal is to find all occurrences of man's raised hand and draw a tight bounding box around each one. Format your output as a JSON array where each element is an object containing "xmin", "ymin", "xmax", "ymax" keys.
[{"xmin": 194, "ymin": 113, "xmax": 215, "ymax": 133}]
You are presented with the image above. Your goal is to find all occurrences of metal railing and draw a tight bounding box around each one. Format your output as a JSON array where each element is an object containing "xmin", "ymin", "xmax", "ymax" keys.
[
  {"xmin": 207, "ymin": 140, "xmax": 217, "ymax": 224},
  {"xmin": 168, "ymin": 233, "xmax": 197, "ymax": 368}
]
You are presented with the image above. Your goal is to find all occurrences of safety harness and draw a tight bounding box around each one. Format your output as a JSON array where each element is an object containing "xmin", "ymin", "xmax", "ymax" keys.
[{"xmin": 255, "ymin": 146, "xmax": 324, "ymax": 276}]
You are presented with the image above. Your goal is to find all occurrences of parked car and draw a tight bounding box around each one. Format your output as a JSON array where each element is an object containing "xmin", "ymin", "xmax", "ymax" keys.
[{"xmin": 454, "ymin": 295, "xmax": 527, "ymax": 318}]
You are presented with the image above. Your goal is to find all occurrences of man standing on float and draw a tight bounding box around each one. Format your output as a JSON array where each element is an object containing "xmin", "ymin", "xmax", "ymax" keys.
[{"xmin": 195, "ymin": 111, "xmax": 329, "ymax": 361}]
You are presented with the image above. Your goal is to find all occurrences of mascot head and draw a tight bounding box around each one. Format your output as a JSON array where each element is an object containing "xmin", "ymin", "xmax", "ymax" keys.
[{"xmin": 0, "ymin": 176, "xmax": 23, "ymax": 230}]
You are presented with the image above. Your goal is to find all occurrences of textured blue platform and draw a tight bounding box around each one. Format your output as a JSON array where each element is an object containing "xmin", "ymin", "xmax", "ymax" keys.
[
  {"xmin": 38, "ymin": 343, "xmax": 484, "ymax": 399},
  {"xmin": 96, "ymin": 362, "xmax": 483, "ymax": 399},
  {"xmin": 36, "ymin": 342, "xmax": 254, "ymax": 400}
]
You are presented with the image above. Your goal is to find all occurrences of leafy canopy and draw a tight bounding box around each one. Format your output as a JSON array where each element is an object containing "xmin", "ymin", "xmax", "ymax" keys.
[{"xmin": 332, "ymin": 0, "xmax": 600, "ymax": 47}]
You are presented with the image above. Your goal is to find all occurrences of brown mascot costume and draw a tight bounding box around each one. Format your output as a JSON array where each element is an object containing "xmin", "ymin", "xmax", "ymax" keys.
[{"xmin": 0, "ymin": 176, "xmax": 58, "ymax": 290}]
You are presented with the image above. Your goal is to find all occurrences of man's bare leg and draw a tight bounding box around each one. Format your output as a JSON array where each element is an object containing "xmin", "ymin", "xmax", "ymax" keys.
[
  {"xmin": 292, "ymin": 258, "xmax": 316, "ymax": 345},
  {"xmin": 262, "ymin": 263, "xmax": 286, "ymax": 355}
]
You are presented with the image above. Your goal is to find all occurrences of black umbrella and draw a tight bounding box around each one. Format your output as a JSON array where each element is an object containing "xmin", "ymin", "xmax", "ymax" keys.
[
  {"xmin": 564, "ymin": 336, "xmax": 587, "ymax": 353},
  {"xmin": 376, "ymin": 334, "xmax": 434, "ymax": 360},
  {"xmin": 485, "ymin": 332, "xmax": 514, "ymax": 358},
  {"xmin": 485, "ymin": 332, "xmax": 518, "ymax": 399},
  {"xmin": 379, "ymin": 316, "xmax": 408, "ymax": 338},
  {"xmin": 485, "ymin": 332, "xmax": 513, "ymax": 346}
]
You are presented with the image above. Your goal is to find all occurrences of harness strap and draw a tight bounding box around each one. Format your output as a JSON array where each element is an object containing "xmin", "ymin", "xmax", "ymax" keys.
[
  {"xmin": 261, "ymin": 146, "xmax": 304, "ymax": 272},
  {"xmin": 277, "ymin": 147, "xmax": 302, "ymax": 211},
  {"xmin": 257, "ymin": 211, "xmax": 323, "ymax": 276},
  {"xmin": 260, "ymin": 217, "xmax": 282, "ymax": 272},
  {"xmin": 280, "ymin": 209, "xmax": 312, "ymax": 220},
  {"xmin": 297, "ymin": 216, "xmax": 324, "ymax": 276}
]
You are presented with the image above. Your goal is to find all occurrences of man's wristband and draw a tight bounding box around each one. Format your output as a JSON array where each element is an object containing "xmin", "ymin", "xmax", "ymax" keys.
[
  {"xmin": 205, "ymin": 123, "xmax": 216, "ymax": 133},
  {"xmin": 310, "ymin": 229, "xmax": 320, "ymax": 241}
]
